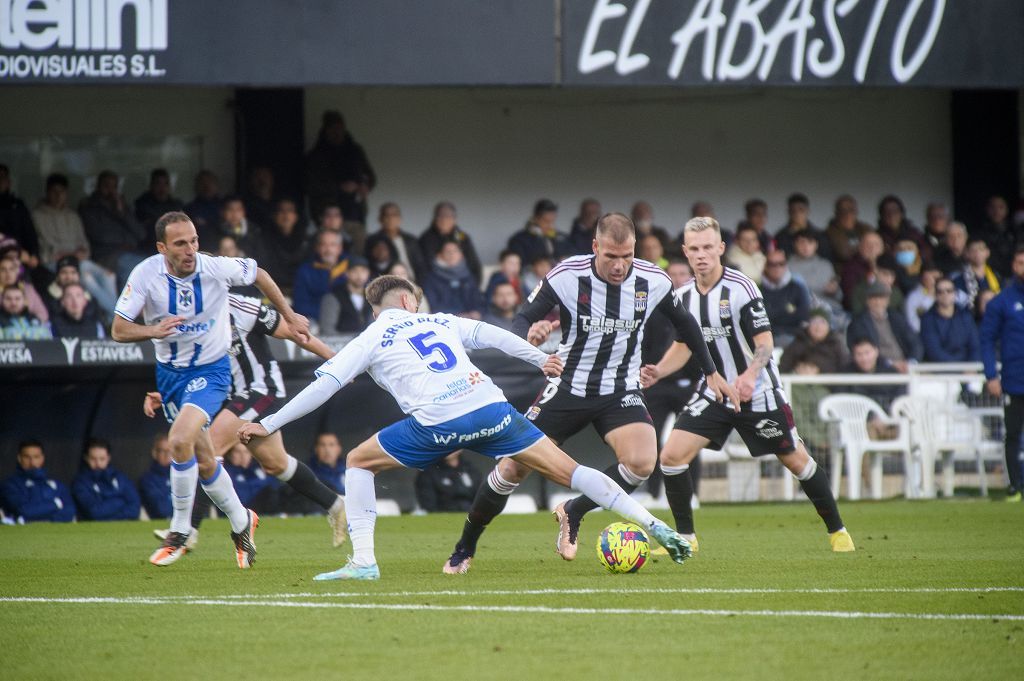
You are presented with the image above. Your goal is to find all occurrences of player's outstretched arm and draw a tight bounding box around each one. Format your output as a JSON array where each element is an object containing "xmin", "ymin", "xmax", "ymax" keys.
[
  {"xmin": 111, "ymin": 315, "xmax": 184, "ymax": 343},
  {"xmin": 254, "ymin": 267, "xmax": 310, "ymax": 343},
  {"xmin": 457, "ymin": 318, "xmax": 550, "ymax": 369},
  {"xmin": 511, "ymin": 277, "xmax": 560, "ymax": 342},
  {"xmin": 240, "ymin": 374, "xmax": 342, "ymax": 443},
  {"xmin": 273, "ymin": 316, "xmax": 336, "ymax": 361}
]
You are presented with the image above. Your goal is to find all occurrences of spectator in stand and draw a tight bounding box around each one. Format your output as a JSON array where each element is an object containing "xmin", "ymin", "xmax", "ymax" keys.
[
  {"xmin": 257, "ymin": 199, "xmax": 306, "ymax": 291},
  {"xmin": 848, "ymin": 255, "xmax": 905, "ymax": 313},
  {"xmin": 632, "ymin": 201, "xmax": 671, "ymax": 255},
  {"xmin": 33, "ymin": 174, "xmax": 117, "ymax": 315},
  {"xmin": 507, "ymin": 199, "xmax": 571, "ymax": 267},
  {"xmin": 422, "ymin": 241, "xmax": 485, "ymax": 319},
  {"xmin": 904, "ymin": 263, "xmax": 942, "ymax": 334},
  {"xmin": 366, "ymin": 238, "xmax": 395, "ymax": 280},
  {"xmin": 665, "ymin": 258, "xmax": 693, "ymax": 289},
  {"xmin": 892, "ymin": 239, "xmax": 923, "ymax": 295},
  {"xmin": 415, "ymin": 451, "xmax": 483, "ymax": 513},
  {"xmin": 780, "ymin": 307, "xmax": 848, "ymax": 374},
  {"xmin": 484, "ymin": 249, "xmax": 526, "ymax": 305},
  {"xmin": 976, "ymin": 195, "xmax": 1016, "ymax": 278},
  {"xmin": 79, "ymin": 169, "xmax": 145, "ymax": 287},
  {"xmin": 920, "ymin": 277, "xmax": 980, "ymax": 362},
  {"xmin": 305, "ymin": 110, "xmax": 376, "ymax": 230},
  {"xmin": 775, "ymin": 193, "xmax": 831, "ymax": 260},
  {"xmin": 134, "ymin": 168, "xmax": 183, "ymax": 251},
  {"xmin": 318, "ymin": 204, "xmax": 364, "ymax": 256},
  {"xmin": 243, "ymin": 165, "xmax": 278, "ymax": 233},
  {"xmin": 0, "ymin": 256, "xmax": 48, "ymax": 323},
  {"xmin": 846, "ymin": 281, "xmax": 922, "ymax": 372},
  {"xmin": 217, "ymin": 234, "xmax": 241, "ymax": 257},
  {"xmin": 952, "ymin": 238, "xmax": 1002, "ymax": 320},
  {"xmin": 1, "ymin": 440, "xmax": 75, "ymax": 523},
  {"xmin": 639, "ymin": 232, "xmax": 668, "ymax": 269},
  {"xmin": 50, "ymin": 283, "xmax": 105, "ymax": 339},
  {"xmin": 933, "ymin": 221, "xmax": 968, "ymax": 275},
  {"xmin": 841, "ymin": 338, "xmax": 906, "ymax": 439},
  {"xmin": 980, "ymin": 245, "xmax": 1024, "ymax": 500},
  {"xmin": 183, "ymin": 169, "xmax": 223, "ymax": 247},
  {"xmin": 0, "ymin": 164, "xmax": 41, "ymax": 280},
  {"xmin": 568, "ymin": 198, "xmax": 602, "ymax": 255},
  {"xmin": 418, "ymin": 201, "xmax": 482, "ymax": 282},
  {"xmin": 737, "ymin": 197, "xmax": 771, "ymax": 252},
  {"xmin": 45, "ymin": 256, "xmax": 109, "ymax": 322},
  {"xmin": 71, "ymin": 438, "xmax": 140, "ymax": 521},
  {"xmin": 789, "ymin": 230, "xmax": 841, "ymax": 311},
  {"xmin": 0, "ymin": 285, "xmax": 51, "ymax": 339},
  {"xmin": 724, "ymin": 223, "xmax": 766, "ymax": 284},
  {"xmin": 223, "ymin": 443, "xmax": 279, "ymax": 514},
  {"xmin": 521, "ymin": 254, "xmax": 553, "ymax": 294},
  {"xmin": 840, "ymin": 230, "xmax": 884, "ymax": 307},
  {"xmin": 760, "ymin": 250, "xmax": 811, "ymax": 347},
  {"xmin": 482, "ymin": 281, "xmax": 519, "ymax": 330},
  {"xmin": 825, "ymin": 194, "xmax": 874, "ymax": 265},
  {"xmin": 877, "ymin": 194, "xmax": 928, "ymax": 257},
  {"xmin": 922, "ymin": 202, "xmax": 949, "ymax": 254},
  {"xmin": 219, "ymin": 195, "xmax": 261, "ymax": 256},
  {"xmin": 363, "ymin": 202, "xmax": 427, "ymax": 281},
  {"xmin": 292, "ymin": 229, "xmax": 348, "ymax": 322},
  {"xmin": 310, "ymin": 432, "xmax": 346, "ymax": 495},
  {"xmin": 319, "ymin": 255, "xmax": 372, "ymax": 333},
  {"xmin": 138, "ymin": 434, "xmax": 172, "ymax": 520}
]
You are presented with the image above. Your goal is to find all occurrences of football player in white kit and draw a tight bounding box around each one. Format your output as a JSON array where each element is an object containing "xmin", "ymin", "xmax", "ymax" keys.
[
  {"xmin": 238, "ymin": 275, "xmax": 693, "ymax": 581},
  {"xmin": 113, "ymin": 211, "xmax": 311, "ymax": 568}
]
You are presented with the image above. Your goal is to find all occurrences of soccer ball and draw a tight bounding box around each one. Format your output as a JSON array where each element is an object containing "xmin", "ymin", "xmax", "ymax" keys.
[{"xmin": 596, "ymin": 522, "xmax": 650, "ymax": 573}]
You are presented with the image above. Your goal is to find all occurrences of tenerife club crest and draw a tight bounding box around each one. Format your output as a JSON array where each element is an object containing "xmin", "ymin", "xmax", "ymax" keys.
[{"xmin": 177, "ymin": 287, "xmax": 193, "ymax": 310}]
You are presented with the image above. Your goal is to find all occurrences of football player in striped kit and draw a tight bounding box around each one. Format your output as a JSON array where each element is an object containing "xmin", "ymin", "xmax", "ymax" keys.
[
  {"xmin": 642, "ymin": 216, "xmax": 855, "ymax": 552},
  {"xmin": 442, "ymin": 213, "xmax": 738, "ymax": 574}
]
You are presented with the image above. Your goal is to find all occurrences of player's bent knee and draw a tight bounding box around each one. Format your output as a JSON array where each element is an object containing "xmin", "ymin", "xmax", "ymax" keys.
[{"xmin": 496, "ymin": 455, "xmax": 528, "ymax": 484}]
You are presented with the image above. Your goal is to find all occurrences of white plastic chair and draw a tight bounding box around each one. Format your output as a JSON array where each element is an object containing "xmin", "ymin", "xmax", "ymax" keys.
[
  {"xmin": 892, "ymin": 396, "xmax": 977, "ymax": 498},
  {"xmin": 504, "ymin": 494, "xmax": 539, "ymax": 514},
  {"xmin": 818, "ymin": 394, "xmax": 911, "ymax": 500}
]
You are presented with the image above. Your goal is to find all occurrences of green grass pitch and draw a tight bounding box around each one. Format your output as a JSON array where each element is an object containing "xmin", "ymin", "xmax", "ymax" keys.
[{"xmin": 2, "ymin": 500, "xmax": 1022, "ymax": 680}]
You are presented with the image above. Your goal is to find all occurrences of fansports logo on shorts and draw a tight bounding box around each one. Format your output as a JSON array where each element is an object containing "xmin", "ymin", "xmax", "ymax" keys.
[
  {"xmin": 185, "ymin": 377, "xmax": 208, "ymax": 393},
  {"xmin": 754, "ymin": 418, "xmax": 784, "ymax": 439},
  {"xmin": 525, "ymin": 405, "xmax": 541, "ymax": 421},
  {"xmin": 458, "ymin": 413, "xmax": 513, "ymax": 444},
  {"xmin": 620, "ymin": 394, "xmax": 644, "ymax": 409}
]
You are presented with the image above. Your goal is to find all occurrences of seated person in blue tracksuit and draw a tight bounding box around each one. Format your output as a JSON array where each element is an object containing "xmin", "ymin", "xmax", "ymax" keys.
[
  {"xmin": 138, "ymin": 434, "xmax": 173, "ymax": 520},
  {"xmin": 309, "ymin": 432, "xmax": 346, "ymax": 495},
  {"xmin": 919, "ymin": 277, "xmax": 981, "ymax": 362},
  {"xmin": 223, "ymin": 443, "xmax": 279, "ymax": 514},
  {"xmin": 1, "ymin": 440, "xmax": 75, "ymax": 523},
  {"xmin": 72, "ymin": 438, "xmax": 141, "ymax": 521}
]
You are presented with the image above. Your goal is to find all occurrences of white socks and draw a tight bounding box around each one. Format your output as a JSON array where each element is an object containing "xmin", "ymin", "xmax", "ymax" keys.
[
  {"xmin": 570, "ymin": 465, "xmax": 658, "ymax": 530},
  {"xmin": 486, "ymin": 467, "xmax": 519, "ymax": 496},
  {"xmin": 201, "ymin": 463, "xmax": 249, "ymax": 534},
  {"xmin": 345, "ymin": 468, "xmax": 377, "ymax": 567},
  {"xmin": 276, "ymin": 454, "xmax": 299, "ymax": 482},
  {"xmin": 795, "ymin": 457, "xmax": 817, "ymax": 481},
  {"xmin": 169, "ymin": 456, "xmax": 199, "ymax": 535}
]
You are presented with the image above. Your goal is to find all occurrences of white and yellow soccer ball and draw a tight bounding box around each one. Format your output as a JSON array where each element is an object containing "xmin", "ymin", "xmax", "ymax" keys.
[{"xmin": 596, "ymin": 522, "xmax": 650, "ymax": 573}]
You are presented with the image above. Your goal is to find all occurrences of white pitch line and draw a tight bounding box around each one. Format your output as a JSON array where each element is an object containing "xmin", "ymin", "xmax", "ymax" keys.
[
  {"xmin": 1, "ymin": 596, "xmax": 1022, "ymax": 622},
  {"xmin": 217, "ymin": 586, "xmax": 1024, "ymax": 600}
]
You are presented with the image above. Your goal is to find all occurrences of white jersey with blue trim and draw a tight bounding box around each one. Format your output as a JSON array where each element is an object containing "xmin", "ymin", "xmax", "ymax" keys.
[
  {"xmin": 315, "ymin": 309, "xmax": 515, "ymax": 426},
  {"xmin": 115, "ymin": 253, "xmax": 258, "ymax": 368}
]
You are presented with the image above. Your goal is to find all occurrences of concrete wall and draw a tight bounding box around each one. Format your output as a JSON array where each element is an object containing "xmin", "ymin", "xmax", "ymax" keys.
[{"xmin": 305, "ymin": 87, "xmax": 953, "ymax": 263}]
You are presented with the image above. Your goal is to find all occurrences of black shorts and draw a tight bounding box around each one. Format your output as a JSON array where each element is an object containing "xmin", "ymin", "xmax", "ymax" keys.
[
  {"xmin": 524, "ymin": 383, "xmax": 653, "ymax": 444},
  {"xmin": 673, "ymin": 392, "xmax": 799, "ymax": 456},
  {"xmin": 222, "ymin": 393, "xmax": 283, "ymax": 421}
]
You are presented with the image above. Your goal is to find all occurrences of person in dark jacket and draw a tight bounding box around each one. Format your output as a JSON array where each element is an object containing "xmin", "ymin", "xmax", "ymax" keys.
[
  {"xmin": 1, "ymin": 440, "xmax": 75, "ymax": 523},
  {"xmin": 481, "ymin": 281, "xmax": 519, "ymax": 331},
  {"xmin": 760, "ymin": 250, "xmax": 811, "ymax": 347},
  {"xmin": 919, "ymin": 278, "xmax": 981, "ymax": 362},
  {"xmin": 78, "ymin": 169, "xmax": 146, "ymax": 286},
  {"xmin": 363, "ymin": 202, "xmax": 428, "ymax": 281},
  {"xmin": 877, "ymin": 194, "xmax": 928, "ymax": 259},
  {"xmin": 319, "ymin": 256, "xmax": 373, "ymax": 333},
  {"xmin": 183, "ymin": 170, "xmax": 223, "ymax": 247},
  {"xmin": 422, "ymin": 241, "xmax": 485, "ymax": 318},
  {"xmin": 774, "ymin": 193, "xmax": 831, "ymax": 260},
  {"xmin": 568, "ymin": 198, "xmax": 602, "ymax": 255},
  {"xmin": 846, "ymin": 281, "xmax": 922, "ymax": 372},
  {"xmin": 418, "ymin": 201, "xmax": 482, "ymax": 282},
  {"xmin": 975, "ymin": 195, "xmax": 1017, "ymax": 278},
  {"xmin": 309, "ymin": 432, "xmax": 345, "ymax": 495},
  {"xmin": 980, "ymin": 245, "xmax": 1024, "ymax": 499},
  {"xmin": 257, "ymin": 199, "xmax": 307, "ymax": 291},
  {"xmin": 292, "ymin": 229, "xmax": 349, "ymax": 321},
  {"xmin": 0, "ymin": 164, "xmax": 41, "ymax": 272},
  {"xmin": 72, "ymin": 438, "xmax": 140, "ymax": 521},
  {"xmin": 780, "ymin": 308, "xmax": 849, "ymax": 374},
  {"xmin": 138, "ymin": 434, "xmax": 173, "ymax": 520},
  {"xmin": 134, "ymin": 168, "xmax": 184, "ymax": 251},
  {"xmin": 415, "ymin": 451, "xmax": 483, "ymax": 512},
  {"xmin": 507, "ymin": 198, "xmax": 572, "ymax": 266},
  {"xmin": 305, "ymin": 110, "xmax": 376, "ymax": 225},
  {"xmin": 840, "ymin": 338, "xmax": 906, "ymax": 437},
  {"xmin": 50, "ymin": 283, "xmax": 105, "ymax": 339}
]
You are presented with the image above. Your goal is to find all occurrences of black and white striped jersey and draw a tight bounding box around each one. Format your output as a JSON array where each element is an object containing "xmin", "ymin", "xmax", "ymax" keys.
[
  {"xmin": 227, "ymin": 288, "xmax": 285, "ymax": 400},
  {"xmin": 514, "ymin": 255, "xmax": 714, "ymax": 398},
  {"xmin": 676, "ymin": 267, "xmax": 786, "ymax": 412}
]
